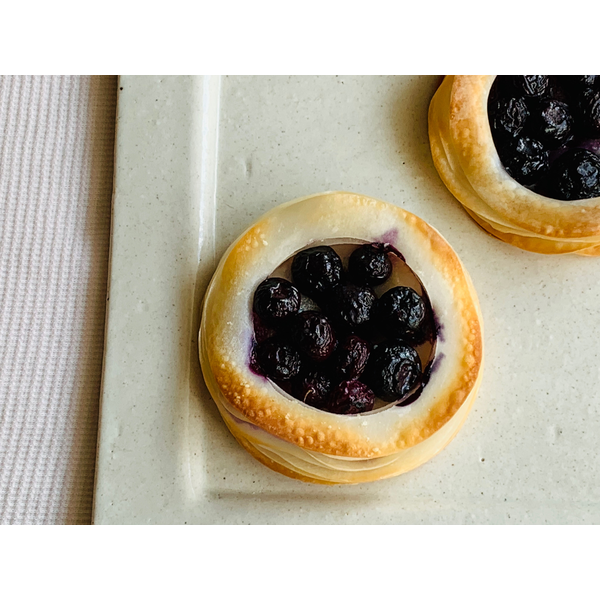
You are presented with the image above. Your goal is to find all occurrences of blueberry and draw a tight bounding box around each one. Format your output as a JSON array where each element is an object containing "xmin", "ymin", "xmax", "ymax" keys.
[
  {"xmin": 376, "ymin": 286, "xmax": 430, "ymax": 343},
  {"xmin": 331, "ymin": 335, "xmax": 370, "ymax": 381},
  {"xmin": 499, "ymin": 136, "xmax": 549, "ymax": 186},
  {"xmin": 489, "ymin": 96, "xmax": 530, "ymax": 140},
  {"xmin": 580, "ymin": 89, "xmax": 600, "ymax": 136},
  {"xmin": 291, "ymin": 368, "xmax": 332, "ymax": 408},
  {"xmin": 252, "ymin": 312, "xmax": 277, "ymax": 344},
  {"xmin": 291, "ymin": 246, "xmax": 343, "ymax": 299},
  {"xmin": 561, "ymin": 75, "xmax": 599, "ymax": 92},
  {"xmin": 513, "ymin": 76, "xmax": 549, "ymax": 98},
  {"xmin": 348, "ymin": 243, "xmax": 393, "ymax": 287},
  {"xmin": 527, "ymin": 99, "xmax": 572, "ymax": 148},
  {"xmin": 327, "ymin": 380, "xmax": 375, "ymax": 415},
  {"xmin": 254, "ymin": 338, "xmax": 301, "ymax": 381},
  {"xmin": 253, "ymin": 277, "xmax": 301, "ymax": 325},
  {"xmin": 548, "ymin": 149, "xmax": 600, "ymax": 200},
  {"xmin": 364, "ymin": 341, "xmax": 422, "ymax": 403},
  {"xmin": 290, "ymin": 311, "xmax": 337, "ymax": 362},
  {"xmin": 249, "ymin": 345, "xmax": 265, "ymax": 376},
  {"xmin": 326, "ymin": 283, "xmax": 377, "ymax": 333}
]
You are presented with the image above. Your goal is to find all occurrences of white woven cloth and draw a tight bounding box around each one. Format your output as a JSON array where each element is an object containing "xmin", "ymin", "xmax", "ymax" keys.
[{"xmin": 0, "ymin": 76, "xmax": 116, "ymax": 524}]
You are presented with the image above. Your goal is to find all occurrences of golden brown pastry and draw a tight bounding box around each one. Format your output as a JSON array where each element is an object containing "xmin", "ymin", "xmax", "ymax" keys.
[
  {"xmin": 429, "ymin": 76, "xmax": 600, "ymax": 255},
  {"xmin": 199, "ymin": 191, "xmax": 483, "ymax": 484}
]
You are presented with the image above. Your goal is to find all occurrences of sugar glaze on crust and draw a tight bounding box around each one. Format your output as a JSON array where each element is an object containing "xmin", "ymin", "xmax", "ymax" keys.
[
  {"xmin": 199, "ymin": 191, "xmax": 483, "ymax": 483},
  {"xmin": 429, "ymin": 76, "xmax": 600, "ymax": 255}
]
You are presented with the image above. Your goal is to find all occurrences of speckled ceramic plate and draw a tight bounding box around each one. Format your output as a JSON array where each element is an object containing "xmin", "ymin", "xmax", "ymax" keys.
[{"xmin": 93, "ymin": 75, "xmax": 600, "ymax": 524}]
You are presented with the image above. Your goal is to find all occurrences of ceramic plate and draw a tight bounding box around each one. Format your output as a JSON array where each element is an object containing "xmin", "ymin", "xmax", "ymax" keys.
[{"xmin": 93, "ymin": 76, "xmax": 600, "ymax": 524}]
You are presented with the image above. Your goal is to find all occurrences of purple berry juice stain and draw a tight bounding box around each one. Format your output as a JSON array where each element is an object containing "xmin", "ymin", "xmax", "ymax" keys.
[
  {"xmin": 426, "ymin": 352, "xmax": 444, "ymax": 378},
  {"xmin": 378, "ymin": 228, "xmax": 399, "ymax": 246},
  {"xmin": 433, "ymin": 310, "xmax": 445, "ymax": 343},
  {"xmin": 230, "ymin": 412, "xmax": 262, "ymax": 431},
  {"xmin": 373, "ymin": 237, "xmax": 405, "ymax": 262}
]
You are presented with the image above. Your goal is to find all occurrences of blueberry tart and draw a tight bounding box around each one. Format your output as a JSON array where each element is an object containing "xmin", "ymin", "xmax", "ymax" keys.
[
  {"xmin": 199, "ymin": 191, "xmax": 483, "ymax": 484},
  {"xmin": 429, "ymin": 76, "xmax": 600, "ymax": 255}
]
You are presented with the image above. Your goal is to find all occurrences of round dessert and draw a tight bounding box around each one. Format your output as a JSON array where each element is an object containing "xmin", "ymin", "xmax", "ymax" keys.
[
  {"xmin": 199, "ymin": 191, "xmax": 483, "ymax": 484},
  {"xmin": 428, "ymin": 75, "xmax": 600, "ymax": 255}
]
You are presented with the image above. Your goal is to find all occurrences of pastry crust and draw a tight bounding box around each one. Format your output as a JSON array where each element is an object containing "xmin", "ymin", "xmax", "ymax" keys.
[
  {"xmin": 199, "ymin": 191, "xmax": 484, "ymax": 483},
  {"xmin": 429, "ymin": 76, "xmax": 600, "ymax": 255}
]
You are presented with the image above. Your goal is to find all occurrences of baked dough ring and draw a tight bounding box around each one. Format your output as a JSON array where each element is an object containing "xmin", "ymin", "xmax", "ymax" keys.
[
  {"xmin": 429, "ymin": 76, "xmax": 600, "ymax": 255},
  {"xmin": 199, "ymin": 191, "xmax": 484, "ymax": 484}
]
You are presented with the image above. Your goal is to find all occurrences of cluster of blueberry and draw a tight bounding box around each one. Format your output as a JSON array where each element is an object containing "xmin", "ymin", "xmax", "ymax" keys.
[
  {"xmin": 488, "ymin": 75, "xmax": 600, "ymax": 200},
  {"xmin": 250, "ymin": 244, "xmax": 435, "ymax": 415}
]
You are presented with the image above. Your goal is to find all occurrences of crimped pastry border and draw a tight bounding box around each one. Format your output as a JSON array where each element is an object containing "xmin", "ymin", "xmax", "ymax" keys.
[
  {"xmin": 430, "ymin": 75, "xmax": 600, "ymax": 246},
  {"xmin": 199, "ymin": 191, "xmax": 483, "ymax": 459}
]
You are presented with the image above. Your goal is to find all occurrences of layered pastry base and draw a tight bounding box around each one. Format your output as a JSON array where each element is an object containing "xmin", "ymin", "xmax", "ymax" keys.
[
  {"xmin": 429, "ymin": 76, "xmax": 600, "ymax": 255},
  {"xmin": 199, "ymin": 191, "xmax": 484, "ymax": 484}
]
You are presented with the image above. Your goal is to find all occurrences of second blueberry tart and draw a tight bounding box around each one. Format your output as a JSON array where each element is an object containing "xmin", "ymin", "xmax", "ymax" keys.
[{"xmin": 429, "ymin": 76, "xmax": 600, "ymax": 255}]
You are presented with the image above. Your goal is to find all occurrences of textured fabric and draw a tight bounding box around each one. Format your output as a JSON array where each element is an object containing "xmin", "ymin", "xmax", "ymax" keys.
[{"xmin": 0, "ymin": 76, "xmax": 117, "ymax": 524}]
